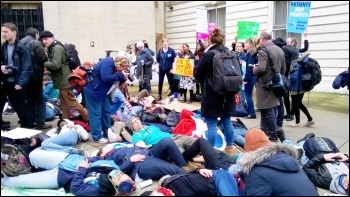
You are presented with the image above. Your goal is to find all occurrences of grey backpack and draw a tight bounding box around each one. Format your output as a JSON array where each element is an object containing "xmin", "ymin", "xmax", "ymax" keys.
[{"xmin": 209, "ymin": 49, "xmax": 243, "ymax": 94}]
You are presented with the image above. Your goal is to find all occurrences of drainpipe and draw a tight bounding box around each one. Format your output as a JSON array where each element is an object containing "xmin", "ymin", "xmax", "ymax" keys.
[{"xmin": 164, "ymin": 1, "xmax": 167, "ymax": 38}]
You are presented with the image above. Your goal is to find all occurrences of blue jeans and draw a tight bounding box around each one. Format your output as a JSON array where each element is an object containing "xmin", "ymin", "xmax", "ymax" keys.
[
  {"xmin": 244, "ymin": 76, "xmax": 257, "ymax": 116},
  {"xmin": 1, "ymin": 149, "xmax": 69, "ymax": 189},
  {"xmin": 205, "ymin": 115, "xmax": 234, "ymax": 147},
  {"xmin": 234, "ymin": 128, "xmax": 247, "ymax": 147},
  {"xmin": 275, "ymin": 97, "xmax": 284, "ymax": 127},
  {"xmin": 117, "ymin": 106, "xmax": 143, "ymax": 122},
  {"xmin": 41, "ymin": 130, "xmax": 79, "ymax": 154},
  {"xmin": 84, "ymin": 93, "xmax": 111, "ymax": 141},
  {"xmin": 138, "ymin": 156, "xmax": 184, "ymax": 180},
  {"xmin": 283, "ymin": 140, "xmax": 309, "ymax": 165},
  {"xmin": 213, "ymin": 169, "xmax": 239, "ymax": 196},
  {"xmin": 149, "ymin": 138, "xmax": 187, "ymax": 167}
]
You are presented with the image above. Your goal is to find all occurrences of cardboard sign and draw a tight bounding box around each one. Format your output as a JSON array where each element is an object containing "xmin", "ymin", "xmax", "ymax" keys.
[
  {"xmin": 196, "ymin": 32, "xmax": 209, "ymax": 41},
  {"xmin": 196, "ymin": 8, "xmax": 208, "ymax": 41},
  {"xmin": 237, "ymin": 21, "xmax": 260, "ymax": 39},
  {"xmin": 286, "ymin": 1, "xmax": 311, "ymax": 33},
  {"xmin": 1, "ymin": 128, "xmax": 42, "ymax": 139},
  {"xmin": 163, "ymin": 102, "xmax": 200, "ymax": 113},
  {"xmin": 208, "ymin": 22, "xmax": 216, "ymax": 34},
  {"xmin": 173, "ymin": 58, "xmax": 194, "ymax": 77}
]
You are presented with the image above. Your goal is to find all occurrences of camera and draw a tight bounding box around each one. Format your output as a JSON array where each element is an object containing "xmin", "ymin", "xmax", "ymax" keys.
[
  {"xmin": 263, "ymin": 80, "xmax": 273, "ymax": 90},
  {"xmin": 4, "ymin": 65, "xmax": 17, "ymax": 83},
  {"xmin": 125, "ymin": 69, "xmax": 134, "ymax": 82}
]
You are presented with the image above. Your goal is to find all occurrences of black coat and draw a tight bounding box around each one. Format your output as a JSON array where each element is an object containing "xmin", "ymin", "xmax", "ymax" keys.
[{"xmin": 194, "ymin": 44, "xmax": 235, "ymax": 118}]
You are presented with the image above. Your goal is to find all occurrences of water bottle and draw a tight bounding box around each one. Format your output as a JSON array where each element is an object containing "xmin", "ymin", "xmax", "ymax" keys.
[{"xmin": 173, "ymin": 92, "xmax": 178, "ymax": 103}]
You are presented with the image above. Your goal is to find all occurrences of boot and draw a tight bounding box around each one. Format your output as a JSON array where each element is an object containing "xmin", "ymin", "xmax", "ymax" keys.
[
  {"xmin": 277, "ymin": 127, "xmax": 286, "ymax": 142},
  {"xmin": 224, "ymin": 145, "xmax": 239, "ymax": 155},
  {"xmin": 268, "ymin": 131, "xmax": 278, "ymax": 142}
]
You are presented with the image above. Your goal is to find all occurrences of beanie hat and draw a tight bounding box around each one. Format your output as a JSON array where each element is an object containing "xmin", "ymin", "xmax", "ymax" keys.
[
  {"xmin": 39, "ymin": 30, "xmax": 54, "ymax": 40},
  {"xmin": 118, "ymin": 180, "xmax": 135, "ymax": 195},
  {"xmin": 244, "ymin": 128, "xmax": 270, "ymax": 152},
  {"xmin": 125, "ymin": 116, "xmax": 140, "ymax": 131}
]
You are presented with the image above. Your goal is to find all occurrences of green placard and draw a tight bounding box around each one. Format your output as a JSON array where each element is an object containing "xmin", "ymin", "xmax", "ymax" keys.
[{"xmin": 237, "ymin": 21, "xmax": 260, "ymax": 39}]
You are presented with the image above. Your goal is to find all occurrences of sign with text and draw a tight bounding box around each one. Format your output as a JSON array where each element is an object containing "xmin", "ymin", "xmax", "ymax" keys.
[
  {"xmin": 174, "ymin": 58, "xmax": 194, "ymax": 77},
  {"xmin": 286, "ymin": 1, "xmax": 311, "ymax": 33},
  {"xmin": 196, "ymin": 8, "xmax": 208, "ymax": 40},
  {"xmin": 208, "ymin": 22, "xmax": 216, "ymax": 34},
  {"xmin": 237, "ymin": 21, "xmax": 260, "ymax": 39}
]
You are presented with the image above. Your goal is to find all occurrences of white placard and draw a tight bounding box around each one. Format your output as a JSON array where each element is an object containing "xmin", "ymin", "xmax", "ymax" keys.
[
  {"xmin": 196, "ymin": 8, "xmax": 208, "ymax": 33},
  {"xmin": 1, "ymin": 128, "xmax": 42, "ymax": 139}
]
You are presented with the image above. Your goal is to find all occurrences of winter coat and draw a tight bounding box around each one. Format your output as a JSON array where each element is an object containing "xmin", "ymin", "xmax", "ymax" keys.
[
  {"xmin": 156, "ymin": 47, "xmax": 176, "ymax": 71},
  {"xmin": 133, "ymin": 48, "xmax": 154, "ymax": 79},
  {"xmin": 18, "ymin": 35, "xmax": 47, "ymax": 79},
  {"xmin": 332, "ymin": 70, "xmax": 349, "ymax": 89},
  {"xmin": 44, "ymin": 40, "xmax": 71, "ymax": 89},
  {"xmin": 83, "ymin": 57, "xmax": 125, "ymax": 101},
  {"xmin": 238, "ymin": 143, "xmax": 319, "ymax": 196},
  {"xmin": 243, "ymin": 52, "xmax": 258, "ymax": 83},
  {"xmin": 194, "ymin": 44, "xmax": 236, "ymax": 118},
  {"xmin": 273, "ymin": 37, "xmax": 299, "ymax": 77},
  {"xmin": 1, "ymin": 39, "xmax": 33, "ymax": 87},
  {"xmin": 253, "ymin": 41, "xmax": 286, "ymax": 109},
  {"xmin": 289, "ymin": 53, "xmax": 310, "ymax": 94},
  {"xmin": 302, "ymin": 152, "xmax": 349, "ymax": 190}
]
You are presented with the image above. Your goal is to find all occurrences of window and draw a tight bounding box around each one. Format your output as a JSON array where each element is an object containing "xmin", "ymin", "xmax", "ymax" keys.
[
  {"xmin": 207, "ymin": 7, "xmax": 226, "ymax": 32},
  {"xmin": 273, "ymin": 1, "xmax": 301, "ymax": 48}
]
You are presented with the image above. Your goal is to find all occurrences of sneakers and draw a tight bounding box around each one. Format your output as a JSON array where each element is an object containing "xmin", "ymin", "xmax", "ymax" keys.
[
  {"xmin": 75, "ymin": 127, "xmax": 90, "ymax": 141},
  {"xmin": 287, "ymin": 123, "xmax": 301, "ymax": 128},
  {"xmin": 96, "ymin": 138, "xmax": 109, "ymax": 144},
  {"xmin": 182, "ymin": 163, "xmax": 198, "ymax": 171},
  {"xmin": 244, "ymin": 115, "xmax": 256, "ymax": 119},
  {"xmin": 3, "ymin": 107, "xmax": 15, "ymax": 115},
  {"xmin": 187, "ymin": 161, "xmax": 202, "ymax": 170},
  {"xmin": 36, "ymin": 123, "xmax": 53, "ymax": 130},
  {"xmin": 108, "ymin": 128, "xmax": 122, "ymax": 143},
  {"xmin": 305, "ymin": 119, "xmax": 315, "ymax": 127},
  {"xmin": 224, "ymin": 146, "xmax": 239, "ymax": 155}
]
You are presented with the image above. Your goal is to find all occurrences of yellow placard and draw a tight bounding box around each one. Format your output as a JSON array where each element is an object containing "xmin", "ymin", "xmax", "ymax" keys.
[{"xmin": 174, "ymin": 58, "xmax": 194, "ymax": 77}]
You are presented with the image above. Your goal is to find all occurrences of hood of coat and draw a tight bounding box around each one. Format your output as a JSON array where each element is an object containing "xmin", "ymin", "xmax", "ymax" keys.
[{"xmin": 238, "ymin": 143, "xmax": 299, "ymax": 175}]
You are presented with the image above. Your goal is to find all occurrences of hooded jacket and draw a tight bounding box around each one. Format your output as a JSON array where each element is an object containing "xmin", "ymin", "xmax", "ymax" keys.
[{"xmin": 238, "ymin": 143, "xmax": 319, "ymax": 196}]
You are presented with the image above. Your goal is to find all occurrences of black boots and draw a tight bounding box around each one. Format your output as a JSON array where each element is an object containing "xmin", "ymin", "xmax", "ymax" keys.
[{"xmin": 277, "ymin": 127, "xmax": 286, "ymax": 142}]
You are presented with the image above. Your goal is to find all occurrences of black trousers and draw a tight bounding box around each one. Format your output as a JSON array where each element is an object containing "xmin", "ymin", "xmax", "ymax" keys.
[
  {"xmin": 25, "ymin": 78, "xmax": 46, "ymax": 126},
  {"xmin": 0, "ymin": 82, "xmax": 7, "ymax": 123},
  {"xmin": 291, "ymin": 93, "xmax": 312, "ymax": 124},
  {"xmin": 158, "ymin": 69, "xmax": 173, "ymax": 96}
]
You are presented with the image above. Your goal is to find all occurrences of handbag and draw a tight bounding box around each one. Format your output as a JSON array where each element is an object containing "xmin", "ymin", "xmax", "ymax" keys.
[
  {"xmin": 165, "ymin": 109, "xmax": 180, "ymax": 127},
  {"xmin": 232, "ymin": 91, "xmax": 248, "ymax": 117}
]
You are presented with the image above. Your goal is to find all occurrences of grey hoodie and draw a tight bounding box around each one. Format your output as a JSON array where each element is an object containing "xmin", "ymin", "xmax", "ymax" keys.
[{"xmin": 330, "ymin": 174, "xmax": 347, "ymax": 195}]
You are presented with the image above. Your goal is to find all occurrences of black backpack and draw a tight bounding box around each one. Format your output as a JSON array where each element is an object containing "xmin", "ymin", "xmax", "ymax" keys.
[
  {"xmin": 303, "ymin": 137, "xmax": 339, "ymax": 159},
  {"xmin": 301, "ymin": 57, "xmax": 322, "ymax": 91},
  {"xmin": 61, "ymin": 43, "xmax": 81, "ymax": 70},
  {"xmin": 208, "ymin": 48, "xmax": 242, "ymax": 94}
]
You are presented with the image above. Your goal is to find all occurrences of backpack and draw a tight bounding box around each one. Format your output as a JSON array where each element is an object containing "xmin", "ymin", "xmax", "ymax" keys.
[
  {"xmin": 68, "ymin": 62, "xmax": 95, "ymax": 93},
  {"xmin": 61, "ymin": 43, "xmax": 81, "ymax": 70},
  {"xmin": 1, "ymin": 143, "xmax": 32, "ymax": 176},
  {"xmin": 303, "ymin": 137, "xmax": 339, "ymax": 159},
  {"xmin": 208, "ymin": 48, "xmax": 242, "ymax": 94},
  {"xmin": 301, "ymin": 57, "xmax": 322, "ymax": 91}
]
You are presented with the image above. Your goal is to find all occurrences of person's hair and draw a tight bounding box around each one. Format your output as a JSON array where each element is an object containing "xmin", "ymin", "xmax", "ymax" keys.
[
  {"xmin": 260, "ymin": 31, "xmax": 272, "ymax": 40},
  {"xmin": 194, "ymin": 40, "xmax": 205, "ymax": 56},
  {"xmin": 26, "ymin": 27, "xmax": 39, "ymax": 37},
  {"xmin": 136, "ymin": 41, "xmax": 144, "ymax": 48},
  {"xmin": 256, "ymin": 37, "xmax": 261, "ymax": 47},
  {"xmin": 245, "ymin": 38, "xmax": 257, "ymax": 55},
  {"xmin": 143, "ymin": 40, "xmax": 149, "ymax": 49},
  {"xmin": 231, "ymin": 41, "xmax": 235, "ymax": 51},
  {"xmin": 2, "ymin": 23, "xmax": 18, "ymax": 33},
  {"xmin": 113, "ymin": 56, "xmax": 130, "ymax": 68},
  {"xmin": 290, "ymin": 37, "xmax": 298, "ymax": 47},
  {"xmin": 162, "ymin": 38, "xmax": 168, "ymax": 43},
  {"xmin": 236, "ymin": 42, "xmax": 245, "ymax": 49},
  {"xmin": 209, "ymin": 27, "xmax": 225, "ymax": 45},
  {"xmin": 43, "ymin": 74, "xmax": 52, "ymax": 81}
]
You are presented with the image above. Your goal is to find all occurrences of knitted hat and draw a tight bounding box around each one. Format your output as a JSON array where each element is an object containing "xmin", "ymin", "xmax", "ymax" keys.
[
  {"xmin": 39, "ymin": 30, "xmax": 54, "ymax": 40},
  {"xmin": 244, "ymin": 128, "xmax": 270, "ymax": 152},
  {"xmin": 125, "ymin": 116, "xmax": 140, "ymax": 131},
  {"xmin": 118, "ymin": 180, "xmax": 135, "ymax": 195}
]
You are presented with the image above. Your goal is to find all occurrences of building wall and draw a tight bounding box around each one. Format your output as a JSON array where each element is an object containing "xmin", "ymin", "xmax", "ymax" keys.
[
  {"xmin": 166, "ymin": 1, "xmax": 349, "ymax": 94},
  {"xmin": 42, "ymin": 1, "xmax": 160, "ymax": 63}
]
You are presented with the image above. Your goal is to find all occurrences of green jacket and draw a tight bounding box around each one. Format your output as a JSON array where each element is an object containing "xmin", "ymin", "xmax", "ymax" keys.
[{"xmin": 44, "ymin": 41, "xmax": 71, "ymax": 89}]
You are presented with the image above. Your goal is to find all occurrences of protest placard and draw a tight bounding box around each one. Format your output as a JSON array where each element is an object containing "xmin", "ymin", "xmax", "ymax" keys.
[
  {"xmin": 173, "ymin": 58, "xmax": 194, "ymax": 77},
  {"xmin": 286, "ymin": 1, "xmax": 311, "ymax": 33},
  {"xmin": 208, "ymin": 22, "xmax": 216, "ymax": 34},
  {"xmin": 196, "ymin": 8, "xmax": 208, "ymax": 40},
  {"xmin": 237, "ymin": 21, "xmax": 260, "ymax": 39},
  {"xmin": 1, "ymin": 128, "xmax": 42, "ymax": 139}
]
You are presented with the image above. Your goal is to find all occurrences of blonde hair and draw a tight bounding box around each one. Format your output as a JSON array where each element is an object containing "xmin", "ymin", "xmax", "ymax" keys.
[
  {"xmin": 209, "ymin": 27, "xmax": 225, "ymax": 45},
  {"xmin": 290, "ymin": 37, "xmax": 298, "ymax": 47},
  {"xmin": 162, "ymin": 38, "xmax": 168, "ymax": 43},
  {"xmin": 113, "ymin": 56, "xmax": 130, "ymax": 68},
  {"xmin": 245, "ymin": 38, "xmax": 257, "ymax": 55}
]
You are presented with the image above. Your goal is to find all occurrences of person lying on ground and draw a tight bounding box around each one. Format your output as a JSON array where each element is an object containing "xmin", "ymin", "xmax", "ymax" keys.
[
  {"xmin": 151, "ymin": 169, "xmax": 240, "ymax": 196},
  {"xmin": 96, "ymin": 145, "xmax": 190, "ymax": 180},
  {"xmin": 1, "ymin": 148, "xmax": 134, "ymax": 196},
  {"xmin": 238, "ymin": 128, "xmax": 319, "ymax": 196}
]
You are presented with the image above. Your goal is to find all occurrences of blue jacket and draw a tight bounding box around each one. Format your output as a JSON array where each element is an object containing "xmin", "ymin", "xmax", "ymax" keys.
[
  {"xmin": 239, "ymin": 144, "xmax": 319, "ymax": 196},
  {"xmin": 43, "ymin": 80, "xmax": 59, "ymax": 100},
  {"xmin": 243, "ymin": 52, "xmax": 258, "ymax": 82},
  {"xmin": 104, "ymin": 147, "xmax": 149, "ymax": 180},
  {"xmin": 289, "ymin": 60, "xmax": 307, "ymax": 92},
  {"xmin": 133, "ymin": 48, "xmax": 154, "ymax": 79},
  {"xmin": 83, "ymin": 57, "xmax": 125, "ymax": 101},
  {"xmin": 156, "ymin": 47, "xmax": 176, "ymax": 71}
]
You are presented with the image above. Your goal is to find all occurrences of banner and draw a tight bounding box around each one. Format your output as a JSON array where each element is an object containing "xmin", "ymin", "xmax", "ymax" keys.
[
  {"xmin": 173, "ymin": 58, "xmax": 194, "ymax": 77},
  {"xmin": 208, "ymin": 22, "xmax": 216, "ymax": 34},
  {"xmin": 286, "ymin": 1, "xmax": 311, "ymax": 33},
  {"xmin": 237, "ymin": 21, "xmax": 260, "ymax": 39},
  {"xmin": 196, "ymin": 8, "xmax": 208, "ymax": 40}
]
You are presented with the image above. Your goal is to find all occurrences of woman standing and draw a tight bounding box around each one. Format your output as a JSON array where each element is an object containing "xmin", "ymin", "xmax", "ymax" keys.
[
  {"xmin": 83, "ymin": 56, "xmax": 130, "ymax": 143},
  {"xmin": 194, "ymin": 40, "xmax": 205, "ymax": 99},
  {"xmin": 179, "ymin": 44, "xmax": 195, "ymax": 103}
]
